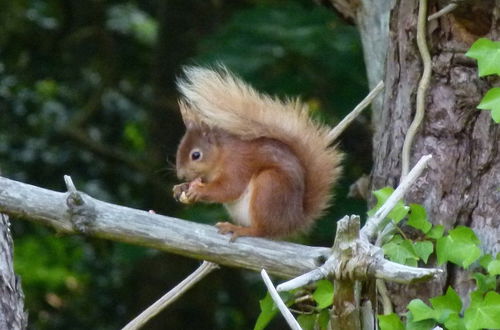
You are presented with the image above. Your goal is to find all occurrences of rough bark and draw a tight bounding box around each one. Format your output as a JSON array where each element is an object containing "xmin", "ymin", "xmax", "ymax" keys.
[
  {"xmin": 371, "ymin": 0, "xmax": 500, "ymax": 309},
  {"xmin": 0, "ymin": 214, "xmax": 27, "ymax": 329}
]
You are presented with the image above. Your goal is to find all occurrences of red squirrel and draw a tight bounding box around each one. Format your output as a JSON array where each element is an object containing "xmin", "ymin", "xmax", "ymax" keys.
[{"xmin": 173, "ymin": 66, "xmax": 342, "ymax": 241}]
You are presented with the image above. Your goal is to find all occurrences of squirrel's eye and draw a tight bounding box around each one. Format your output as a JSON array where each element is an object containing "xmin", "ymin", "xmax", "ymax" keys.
[{"xmin": 191, "ymin": 150, "xmax": 202, "ymax": 161}]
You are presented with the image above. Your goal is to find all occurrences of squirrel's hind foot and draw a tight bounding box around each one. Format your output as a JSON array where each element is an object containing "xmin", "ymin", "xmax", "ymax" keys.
[{"xmin": 215, "ymin": 222, "xmax": 262, "ymax": 242}]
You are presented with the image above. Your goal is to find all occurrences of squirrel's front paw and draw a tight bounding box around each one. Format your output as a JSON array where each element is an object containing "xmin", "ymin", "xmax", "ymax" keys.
[
  {"xmin": 173, "ymin": 179, "xmax": 204, "ymax": 204},
  {"xmin": 173, "ymin": 183, "xmax": 190, "ymax": 203},
  {"xmin": 183, "ymin": 179, "xmax": 205, "ymax": 204}
]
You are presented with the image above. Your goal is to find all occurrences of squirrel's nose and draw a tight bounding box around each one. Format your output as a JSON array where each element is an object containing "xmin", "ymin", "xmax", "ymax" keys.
[{"xmin": 176, "ymin": 168, "xmax": 186, "ymax": 180}]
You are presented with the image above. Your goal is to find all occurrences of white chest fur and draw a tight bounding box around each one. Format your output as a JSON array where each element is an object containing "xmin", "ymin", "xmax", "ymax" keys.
[{"xmin": 223, "ymin": 180, "xmax": 253, "ymax": 227}]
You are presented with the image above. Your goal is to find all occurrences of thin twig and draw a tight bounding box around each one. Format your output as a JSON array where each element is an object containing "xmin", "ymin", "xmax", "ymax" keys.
[
  {"xmin": 401, "ymin": 0, "xmax": 432, "ymax": 179},
  {"xmin": 361, "ymin": 154, "xmax": 432, "ymax": 241},
  {"xmin": 327, "ymin": 81, "xmax": 384, "ymax": 142},
  {"xmin": 376, "ymin": 279, "xmax": 393, "ymax": 315},
  {"xmin": 428, "ymin": 3, "xmax": 457, "ymax": 20},
  {"xmin": 261, "ymin": 269, "xmax": 302, "ymax": 330},
  {"xmin": 63, "ymin": 175, "xmax": 77, "ymax": 193},
  {"xmin": 122, "ymin": 261, "xmax": 219, "ymax": 330}
]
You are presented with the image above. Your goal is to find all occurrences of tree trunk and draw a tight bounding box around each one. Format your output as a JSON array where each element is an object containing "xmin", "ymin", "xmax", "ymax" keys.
[
  {"xmin": 331, "ymin": 0, "xmax": 500, "ymax": 311},
  {"xmin": 372, "ymin": 0, "xmax": 500, "ymax": 309},
  {"xmin": 0, "ymin": 214, "xmax": 27, "ymax": 329}
]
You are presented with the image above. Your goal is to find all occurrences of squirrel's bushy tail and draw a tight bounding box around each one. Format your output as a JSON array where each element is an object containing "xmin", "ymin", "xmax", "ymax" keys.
[{"xmin": 177, "ymin": 66, "xmax": 342, "ymax": 224}]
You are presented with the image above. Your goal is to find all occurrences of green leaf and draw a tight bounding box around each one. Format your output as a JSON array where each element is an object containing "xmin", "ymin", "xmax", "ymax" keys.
[
  {"xmin": 318, "ymin": 309, "xmax": 330, "ymax": 329},
  {"xmin": 478, "ymin": 254, "xmax": 493, "ymax": 269},
  {"xmin": 472, "ymin": 273, "xmax": 497, "ymax": 293},
  {"xmin": 406, "ymin": 311, "xmax": 437, "ymax": 330},
  {"xmin": 429, "ymin": 287, "xmax": 462, "ymax": 323},
  {"xmin": 436, "ymin": 226, "xmax": 481, "ymax": 268},
  {"xmin": 254, "ymin": 293, "xmax": 278, "ymax": 330},
  {"xmin": 444, "ymin": 313, "xmax": 466, "ymax": 330},
  {"xmin": 464, "ymin": 291, "xmax": 500, "ymax": 330},
  {"xmin": 383, "ymin": 235, "xmax": 419, "ymax": 265},
  {"xmin": 378, "ymin": 313, "xmax": 404, "ymax": 330},
  {"xmin": 487, "ymin": 259, "xmax": 500, "ymax": 275},
  {"xmin": 368, "ymin": 187, "xmax": 409, "ymax": 222},
  {"xmin": 413, "ymin": 241, "xmax": 433, "ymax": 264},
  {"xmin": 426, "ymin": 225, "xmax": 444, "ymax": 240},
  {"xmin": 477, "ymin": 87, "xmax": 500, "ymax": 123},
  {"xmin": 408, "ymin": 204, "xmax": 432, "ymax": 233},
  {"xmin": 313, "ymin": 279, "xmax": 334, "ymax": 309},
  {"xmin": 297, "ymin": 314, "xmax": 316, "ymax": 330},
  {"xmin": 407, "ymin": 299, "xmax": 436, "ymax": 322},
  {"xmin": 465, "ymin": 38, "xmax": 500, "ymax": 77}
]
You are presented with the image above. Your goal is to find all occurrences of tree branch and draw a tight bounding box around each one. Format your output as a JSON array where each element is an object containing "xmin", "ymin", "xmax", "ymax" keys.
[
  {"xmin": 327, "ymin": 81, "xmax": 384, "ymax": 142},
  {"xmin": 261, "ymin": 269, "xmax": 302, "ymax": 330},
  {"xmin": 122, "ymin": 261, "xmax": 219, "ymax": 330},
  {"xmin": 0, "ymin": 175, "xmax": 330, "ymax": 279}
]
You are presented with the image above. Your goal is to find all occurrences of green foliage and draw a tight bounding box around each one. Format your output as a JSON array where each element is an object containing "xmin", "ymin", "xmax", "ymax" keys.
[
  {"xmin": 312, "ymin": 279, "xmax": 334, "ymax": 309},
  {"xmin": 413, "ymin": 241, "xmax": 433, "ymax": 264},
  {"xmin": 107, "ymin": 4, "xmax": 158, "ymax": 46},
  {"xmin": 254, "ymin": 293, "xmax": 279, "ymax": 330},
  {"xmin": 297, "ymin": 310, "xmax": 330, "ymax": 330},
  {"xmin": 466, "ymin": 38, "xmax": 500, "ymax": 123},
  {"xmin": 477, "ymin": 87, "xmax": 500, "ymax": 123},
  {"xmin": 487, "ymin": 259, "xmax": 500, "ymax": 275},
  {"xmin": 14, "ymin": 232, "xmax": 86, "ymax": 292},
  {"xmin": 465, "ymin": 38, "xmax": 500, "ymax": 77},
  {"xmin": 464, "ymin": 291, "xmax": 500, "ymax": 330},
  {"xmin": 371, "ymin": 187, "xmax": 499, "ymax": 330},
  {"xmin": 368, "ymin": 187, "xmax": 409, "ymax": 223},
  {"xmin": 194, "ymin": 1, "xmax": 367, "ymax": 119},
  {"xmin": 383, "ymin": 235, "xmax": 420, "ymax": 266},
  {"xmin": 406, "ymin": 287, "xmax": 485, "ymax": 329},
  {"xmin": 407, "ymin": 204, "xmax": 432, "ymax": 233},
  {"xmin": 425, "ymin": 225, "xmax": 444, "ymax": 239},
  {"xmin": 378, "ymin": 313, "xmax": 405, "ymax": 330},
  {"xmin": 436, "ymin": 226, "xmax": 481, "ymax": 268},
  {"xmin": 255, "ymin": 279, "xmax": 333, "ymax": 329},
  {"xmin": 254, "ymin": 290, "xmax": 294, "ymax": 330}
]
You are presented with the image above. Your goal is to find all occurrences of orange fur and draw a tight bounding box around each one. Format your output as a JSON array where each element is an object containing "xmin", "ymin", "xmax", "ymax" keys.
[{"xmin": 174, "ymin": 66, "xmax": 342, "ymax": 239}]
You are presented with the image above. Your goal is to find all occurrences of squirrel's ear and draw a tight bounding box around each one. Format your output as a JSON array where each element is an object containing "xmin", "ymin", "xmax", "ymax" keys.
[
  {"xmin": 200, "ymin": 125, "xmax": 220, "ymax": 145},
  {"xmin": 179, "ymin": 100, "xmax": 198, "ymax": 128}
]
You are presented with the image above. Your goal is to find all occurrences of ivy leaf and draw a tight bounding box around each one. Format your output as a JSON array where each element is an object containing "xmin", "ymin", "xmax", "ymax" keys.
[
  {"xmin": 383, "ymin": 235, "xmax": 419, "ymax": 265},
  {"xmin": 254, "ymin": 293, "xmax": 278, "ymax": 330},
  {"xmin": 429, "ymin": 287, "xmax": 462, "ymax": 323},
  {"xmin": 405, "ymin": 311, "xmax": 437, "ymax": 330},
  {"xmin": 436, "ymin": 226, "xmax": 481, "ymax": 268},
  {"xmin": 444, "ymin": 313, "xmax": 466, "ymax": 330},
  {"xmin": 426, "ymin": 225, "xmax": 444, "ymax": 240},
  {"xmin": 318, "ymin": 309, "xmax": 330, "ymax": 329},
  {"xmin": 464, "ymin": 291, "xmax": 500, "ymax": 330},
  {"xmin": 473, "ymin": 273, "xmax": 497, "ymax": 293},
  {"xmin": 407, "ymin": 299, "xmax": 436, "ymax": 322},
  {"xmin": 465, "ymin": 38, "xmax": 500, "ymax": 77},
  {"xmin": 407, "ymin": 204, "xmax": 432, "ymax": 233},
  {"xmin": 378, "ymin": 313, "xmax": 404, "ymax": 330},
  {"xmin": 368, "ymin": 187, "xmax": 409, "ymax": 223},
  {"xmin": 477, "ymin": 87, "xmax": 500, "ymax": 123},
  {"xmin": 312, "ymin": 280, "xmax": 334, "ymax": 309},
  {"xmin": 478, "ymin": 254, "xmax": 493, "ymax": 269},
  {"xmin": 297, "ymin": 314, "xmax": 316, "ymax": 330},
  {"xmin": 413, "ymin": 241, "xmax": 433, "ymax": 264},
  {"xmin": 487, "ymin": 259, "xmax": 500, "ymax": 275}
]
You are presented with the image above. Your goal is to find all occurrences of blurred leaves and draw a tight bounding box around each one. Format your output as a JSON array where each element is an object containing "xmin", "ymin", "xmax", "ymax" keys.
[
  {"xmin": 1, "ymin": 0, "xmax": 368, "ymax": 328},
  {"xmin": 194, "ymin": 2, "xmax": 367, "ymax": 120}
]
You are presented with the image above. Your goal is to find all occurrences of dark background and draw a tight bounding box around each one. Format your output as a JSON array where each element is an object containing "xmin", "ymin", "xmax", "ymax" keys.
[{"xmin": 0, "ymin": 0, "xmax": 370, "ymax": 328}]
